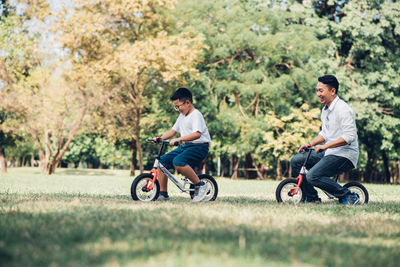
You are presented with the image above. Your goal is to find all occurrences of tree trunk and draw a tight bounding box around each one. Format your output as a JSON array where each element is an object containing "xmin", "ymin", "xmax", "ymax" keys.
[
  {"xmin": 231, "ymin": 156, "xmax": 239, "ymax": 179},
  {"xmin": 0, "ymin": 147, "xmax": 7, "ymax": 173},
  {"xmin": 244, "ymin": 153, "xmax": 257, "ymax": 179},
  {"xmin": 276, "ymin": 157, "xmax": 282, "ymax": 180},
  {"xmin": 130, "ymin": 140, "xmax": 137, "ymax": 176},
  {"xmin": 39, "ymin": 148, "xmax": 48, "ymax": 174},
  {"xmin": 382, "ymin": 151, "xmax": 391, "ymax": 183},
  {"xmin": 47, "ymin": 100, "xmax": 87, "ymax": 175}
]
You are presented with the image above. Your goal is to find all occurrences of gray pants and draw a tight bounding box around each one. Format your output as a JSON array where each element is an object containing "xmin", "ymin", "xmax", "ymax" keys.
[{"xmin": 290, "ymin": 151, "xmax": 354, "ymax": 200}]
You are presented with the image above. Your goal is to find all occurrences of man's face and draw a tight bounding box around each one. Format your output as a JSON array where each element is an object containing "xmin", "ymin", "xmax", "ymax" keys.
[
  {"xmin": 316, "ymin": 82, "xmax": 336, "ymax": 105},
  {"xmin": 173, "ymin": 99, "xmax": 190, "ymax": 114}
]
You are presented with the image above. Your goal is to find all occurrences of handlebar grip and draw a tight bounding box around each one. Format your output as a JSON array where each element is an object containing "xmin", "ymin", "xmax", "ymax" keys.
[{"xmin": 173, "ymin": 141, "xmax": 179, "ymax": 146}]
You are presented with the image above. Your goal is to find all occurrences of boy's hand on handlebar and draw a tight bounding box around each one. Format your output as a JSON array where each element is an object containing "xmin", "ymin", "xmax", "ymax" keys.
[
  {"xmin": 170, "ymin": 138, "xmax": 180, "ymax": 146},
  {"xmin": 151, "ymin": 137, "xmax": 162, "ymax": 144},
  {"xmin": 298, "ymin": 144, "xmax": 311, "ymax": 153}
]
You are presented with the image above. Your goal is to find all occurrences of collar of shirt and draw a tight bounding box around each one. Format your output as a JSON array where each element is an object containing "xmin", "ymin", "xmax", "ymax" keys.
[{"xmin": 324, "ymin": 96, "xmax": 340, "ymax": 111}]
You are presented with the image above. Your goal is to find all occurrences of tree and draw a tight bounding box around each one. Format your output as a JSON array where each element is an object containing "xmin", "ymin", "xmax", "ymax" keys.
[
  {"xmin": 58, "ymin": 0, "xmax": 205, "ymax": 175},
  {"xmin": 174, "ymin": 0, "xmax": 333, "ymax": 178},
  {"xmin": 311, "ymin": 0, "xmax": 400, "ymax": 182}
]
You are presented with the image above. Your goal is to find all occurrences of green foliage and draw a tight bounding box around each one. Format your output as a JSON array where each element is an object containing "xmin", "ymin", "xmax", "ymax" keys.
[{"xmin": 63, "ymin": 135, "xmax": 130, "ymax": 169}]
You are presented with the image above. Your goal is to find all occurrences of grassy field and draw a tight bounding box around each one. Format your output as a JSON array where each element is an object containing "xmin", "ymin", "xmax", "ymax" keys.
[{"xmin": 1, "ymin": 168, "xmax": 399, "ymax": 267}]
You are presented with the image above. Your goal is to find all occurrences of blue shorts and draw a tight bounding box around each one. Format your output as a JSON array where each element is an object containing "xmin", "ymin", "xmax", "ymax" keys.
[{"xmin": 160, "ymin": 144, "xmax": 209, "ymax": 169}]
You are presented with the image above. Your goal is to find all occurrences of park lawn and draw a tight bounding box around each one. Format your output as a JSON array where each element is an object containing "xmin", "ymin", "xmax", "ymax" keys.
[{"xmin": 0, "ymin": 168, "xmax": 399, "ymax": 267}]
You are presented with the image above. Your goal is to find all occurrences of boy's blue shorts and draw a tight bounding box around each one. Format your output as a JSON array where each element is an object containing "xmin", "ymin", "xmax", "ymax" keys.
[{"xmin": 160, "ymin": 143, "xmax": 209, "ymax": 169}]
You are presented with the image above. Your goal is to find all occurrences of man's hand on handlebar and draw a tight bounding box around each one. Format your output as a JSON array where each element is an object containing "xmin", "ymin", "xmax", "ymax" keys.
[
  {"xmin": 315, "ymin": 145, "xmax": 326, "ymax": 154},
  {"xmin": 298, "ymin": 144, "xmax": 312, "ymax": 153}
]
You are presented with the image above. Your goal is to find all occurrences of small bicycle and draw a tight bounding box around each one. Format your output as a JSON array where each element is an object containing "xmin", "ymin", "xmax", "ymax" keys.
[
  {"xmin": 275, "ymin": 147, "xmax": 369, "ymax": 204},
  {"xmin": 131, "ymin": 139, "xmax": 218, "ymax": 202}
]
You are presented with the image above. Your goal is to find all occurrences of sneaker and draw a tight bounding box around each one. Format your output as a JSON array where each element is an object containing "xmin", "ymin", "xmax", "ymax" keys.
[
  {"xmin": 192, "ymin": 183, "xmax": 211, "ymax": 202},
  {"xmin": 341, "ymin": 192, "xmax": 360, "ymax": 206},
  {"xmin": 156, "ymin": 194, "xmax": 170, "ymax": 201},
  {"xmin": 304, "ymin": 196, "xmax": 321, "ymax": 203}
]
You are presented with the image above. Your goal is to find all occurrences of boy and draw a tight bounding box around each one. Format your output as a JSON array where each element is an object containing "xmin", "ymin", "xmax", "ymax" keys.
[{"xmin": 155, "ymin": 88, "xmax": 211, "ymax": 202}]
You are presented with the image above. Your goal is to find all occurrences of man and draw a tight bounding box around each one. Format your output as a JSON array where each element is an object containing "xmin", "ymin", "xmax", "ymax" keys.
[
  {"xmin": 155, "ymin": 88, "xmax": 211, "ymax": 202},
  {"xmin": 291, "ymin": 75, "xmax": 360, "ymax": 205}
]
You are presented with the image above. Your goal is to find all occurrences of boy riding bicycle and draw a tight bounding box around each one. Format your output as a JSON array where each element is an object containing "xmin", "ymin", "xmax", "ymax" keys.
[
  {"xmin": 291, "ymin": 75, "xmax": 360, "ymax": 205},
  {"xmin": 154, "ymin": 88, "xmax": 211, "ymax": 202}
]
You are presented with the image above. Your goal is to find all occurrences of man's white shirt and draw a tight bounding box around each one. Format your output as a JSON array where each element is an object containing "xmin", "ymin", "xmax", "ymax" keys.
[{"xmin": 319, "ymin": 96, "xmax": 359, "ymax": 167}]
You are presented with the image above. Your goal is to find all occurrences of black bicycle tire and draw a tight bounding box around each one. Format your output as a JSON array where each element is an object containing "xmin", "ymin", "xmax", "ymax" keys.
[
  {"xmin": 276, "ymin": 178, "xmax": 305, "ymax": 203},
  {"xmin": 189, "ymin": 174, "xmax": 218, "ymax": 201},
  {"xmin": 131, "ymin": 173, "xmax": 160, "ymax": 201},
  {"xmin": 343, "ymin": 181, "xmax": 369, "ymax": 204}
]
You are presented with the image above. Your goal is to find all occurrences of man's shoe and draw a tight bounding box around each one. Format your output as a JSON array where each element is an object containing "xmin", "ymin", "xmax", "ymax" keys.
[
  {"xmin": 304, "ymin": 196, "xmax": 321, "ymax": 203},
  {"xmin": 156, "ymin": 194, "xmax": 170, "ymax": 201},
  {"xmin": 341, "ymin": 192, "xmax": 360, "ymax": 206},
  {"xmin": 192, "ymin": 183, "xmax": 210, "ymax": 202}
]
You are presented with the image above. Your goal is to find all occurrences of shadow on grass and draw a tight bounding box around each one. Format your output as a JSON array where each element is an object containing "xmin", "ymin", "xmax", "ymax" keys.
[{"xmin": 0, "ymin": 201, "xmax": 399, "ymax": 267}]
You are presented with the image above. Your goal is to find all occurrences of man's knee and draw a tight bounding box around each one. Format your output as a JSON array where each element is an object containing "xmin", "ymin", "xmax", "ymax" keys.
[
  {"xmin": 291, "ymin": 153, "xmax": 305, "ymax": 166},
  {"xmin": 290, "ymin": 153, "xmax": 305, "ymax": 177},
  {"xmin": 306, "ymin": 169, "xmax": 319, "ymax": 185}
]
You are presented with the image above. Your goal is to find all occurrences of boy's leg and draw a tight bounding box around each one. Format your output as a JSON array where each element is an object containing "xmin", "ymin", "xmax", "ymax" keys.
[
  {"xmin": 173, "ymin": 144, "xmax": 209, "ymax": 201},
  {"xmin": 158, "ymin": 146, "xmax": 183, "ymax": 194},
  {"xmin": 175, "ymin": 165, "xmax": 199, "ymax": 184},
  {"xmin": 172, "ymin": 144, "xmax": 208, "ymax": 183},
  {"xmin": 157, "ymin": 168, "xmax": 168, "ymax": 191},
  {"xmin": 290, "ymin": 151, "xmax": 324, "ymax": 200},
  {"xmin": 306, "ymin": 155, "xmax": 354, "ymax": 200}
]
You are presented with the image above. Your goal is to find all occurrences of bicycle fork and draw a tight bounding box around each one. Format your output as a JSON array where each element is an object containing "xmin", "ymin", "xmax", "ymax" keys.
[{"xmin": 289, "ymin": 166, "xmax": 306, "ymax": 196}]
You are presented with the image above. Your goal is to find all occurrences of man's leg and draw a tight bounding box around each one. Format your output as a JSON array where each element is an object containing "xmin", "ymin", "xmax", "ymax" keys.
[
  {"xmin": 290, "ymin": 151, "xmax": 324, "ymax": 200},
  {"xmin": 306, "ymin": 155, "xmax": 354, "ymax": 199}
]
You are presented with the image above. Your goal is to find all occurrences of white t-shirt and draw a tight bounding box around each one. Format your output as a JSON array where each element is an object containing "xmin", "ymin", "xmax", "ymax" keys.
[
  {"xmin": 319, "ymin": 96, "xmax": 359, "ymax": 167},
  {"xmin": 172, "ymin": 109, "xmax": 211, "ymax": 143}
]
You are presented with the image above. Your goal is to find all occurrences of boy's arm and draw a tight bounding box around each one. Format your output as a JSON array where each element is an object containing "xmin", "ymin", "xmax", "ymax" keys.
[
  {"xmin": 160, "ymin": 129, "xmax": 177, "ymax": 140},
  {"xmin": 173, "ymin": 131, "xmax": 201, "ymax": 143}
]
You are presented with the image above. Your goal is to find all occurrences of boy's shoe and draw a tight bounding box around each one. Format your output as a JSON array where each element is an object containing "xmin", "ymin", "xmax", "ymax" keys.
[
  {"xmin": 192, "ymin": 183, "xmax": 210, "ymax": 202},
  {"xmin": 304, "ymin": 196, "xmax": 321, "ymax": 204},
  {"xmin": 156, "ymin": 194, "xmax": 170, "ymax": 201},
  {"xmin": 341, "ymin": 192, "xmax": 360, "ymax": 206}
]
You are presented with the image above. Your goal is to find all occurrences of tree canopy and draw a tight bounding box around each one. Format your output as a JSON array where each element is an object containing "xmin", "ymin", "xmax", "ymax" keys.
[{"xmin": 0, "ymin": 0, "xmax": 399, "ymax": 183}]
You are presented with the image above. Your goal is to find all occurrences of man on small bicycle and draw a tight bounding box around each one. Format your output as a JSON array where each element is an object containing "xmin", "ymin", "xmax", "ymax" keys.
[
  {"xmin": 291, "ymin": 75, "xmax": 360, "ymax": 205},
  {"xmin": 154, "ymin": 88, "xmax": 211, "ymax": 202}
]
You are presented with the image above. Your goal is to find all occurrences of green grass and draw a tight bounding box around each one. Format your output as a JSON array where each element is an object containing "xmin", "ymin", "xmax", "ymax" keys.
[{"xmin": 1, "ymin": 168, "xmax": 399, "ymax": 267}]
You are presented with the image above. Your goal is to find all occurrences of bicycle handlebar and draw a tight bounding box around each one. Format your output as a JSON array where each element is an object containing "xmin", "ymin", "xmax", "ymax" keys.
[
  {"xmin": 148, "ymin": 138, "xmax": 180, "ymax": 146},
  {"xmin": 301, "ymin": 147, "xmax": 315, "ymax": 152}
]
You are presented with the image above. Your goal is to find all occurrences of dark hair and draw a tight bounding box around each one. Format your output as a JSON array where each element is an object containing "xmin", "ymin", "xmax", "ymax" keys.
[
  {"xmin": 170, "ymin": 87, "xmax": 193, "ymax": 103},
  {"xmin": 318, "ymin": 75, "xmax": 339, "ymax": 95}
]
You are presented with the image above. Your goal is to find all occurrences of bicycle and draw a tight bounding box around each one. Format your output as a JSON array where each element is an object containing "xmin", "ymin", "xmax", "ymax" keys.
[
  {"xmin": 131, "ymin": 139, "xmax": 218, "ymax": 202},
  {"xmin": 275, "ymin": 147, "xmax": 369, "ymax": 204}
]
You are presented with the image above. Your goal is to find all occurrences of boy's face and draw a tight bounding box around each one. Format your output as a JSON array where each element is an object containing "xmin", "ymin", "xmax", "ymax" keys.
[{"xmin": 173, "ymin": 99, "xmax": 190, "ymax": 114}]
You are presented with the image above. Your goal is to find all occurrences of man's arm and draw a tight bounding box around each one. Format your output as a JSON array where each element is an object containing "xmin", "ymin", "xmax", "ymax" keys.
[
  {"xmin": 298, "ymin": 135, "xmax": 325, "ymax": 152},
  {"xmin": 315, "ymin": 137, "xmax": 347, "ymax": 153}
]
